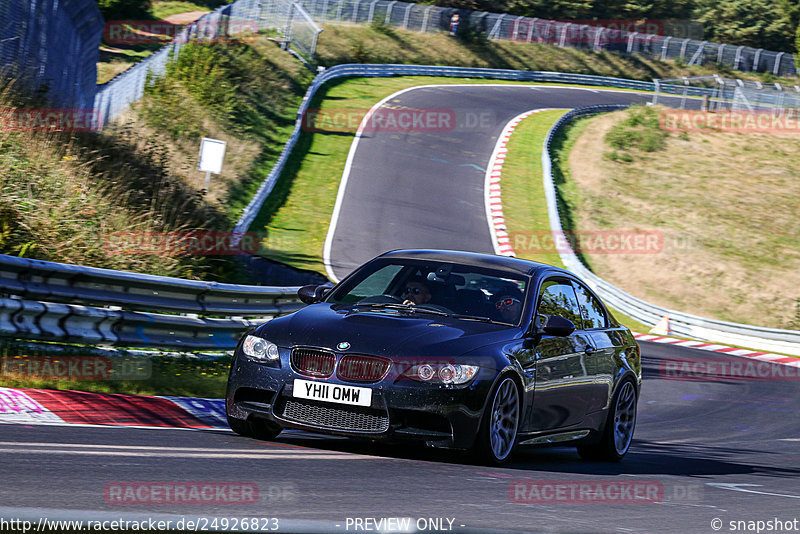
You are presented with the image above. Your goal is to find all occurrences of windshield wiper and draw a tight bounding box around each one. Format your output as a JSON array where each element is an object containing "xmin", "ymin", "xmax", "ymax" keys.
[
  {"xmin": 451, "ymin": 314, "xmax": 498, "ymax": 324},
  {"xmin": 354, "ymin": 303, "xmax": 452, "ymax": 318}
]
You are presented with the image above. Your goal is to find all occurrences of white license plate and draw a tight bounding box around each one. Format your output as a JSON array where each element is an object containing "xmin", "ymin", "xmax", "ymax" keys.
[{"xmin": 293, "ymin": 379, "xmax": 372, "ymax": 407}]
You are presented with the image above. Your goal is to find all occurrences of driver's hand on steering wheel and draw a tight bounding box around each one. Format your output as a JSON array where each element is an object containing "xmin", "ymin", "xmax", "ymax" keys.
[{"xmin": 402, "ymin": 299, "xmax": 416, "ymax": 306}]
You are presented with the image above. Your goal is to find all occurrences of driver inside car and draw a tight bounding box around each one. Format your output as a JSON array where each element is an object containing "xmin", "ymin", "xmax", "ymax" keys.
[{"xmin": 402, "ymin": 278, "xmax": 432, "ymax": 306}]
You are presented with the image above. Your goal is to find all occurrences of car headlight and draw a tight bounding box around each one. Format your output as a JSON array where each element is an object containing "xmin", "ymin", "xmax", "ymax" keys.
[
  {"xmin": 242, "ymin": 335, "xmax": 280, "ymax": 361},
  {"xmin": 408, "ymin": 363, "xmax": 479, "ymax": 384}
]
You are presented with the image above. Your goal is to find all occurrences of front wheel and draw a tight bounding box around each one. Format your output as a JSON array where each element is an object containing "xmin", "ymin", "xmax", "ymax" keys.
[
  {"xmin": 577, "ymin": 379, "xmax": 637, "ymax": 462},
  {"xmin": 473, "ymin": 376, "xmax": 521, "ymax": 465}
]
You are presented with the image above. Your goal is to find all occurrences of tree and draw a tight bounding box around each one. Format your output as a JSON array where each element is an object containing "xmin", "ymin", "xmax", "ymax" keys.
[
  {"xmin": 96, "ymin": 0, "xmax": 152, "ymax": 20},
  {"xmin": 694, "ymin": 0, "xmax": 795, "ymax": 52}
]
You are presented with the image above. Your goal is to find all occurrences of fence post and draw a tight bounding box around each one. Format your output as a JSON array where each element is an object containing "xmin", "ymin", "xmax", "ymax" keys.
[
  {"xmin": 335, "ymin": 0, "xmax": 344, "ymax": 22},
  {"xmin": 402, "ymin": 4, "xmax": 413, "ymax": 29},
  {"xmin": 752, "ymin": 49, "xmax": 762, "ymax": 72},
  {"xmin": 680, "ymin": 77, "xmax": 689, "ymax": 109},
  {"xmin": 679, "ymin": 38, "xmax": 690, "ymax": 60},
  {"xmin": 734, "ymin": 45, "xmax": 744, "ymax": 70},
  {"xmin": 421, "ymin": 5, "xmax": 433, "ymax": 32},
  {"xmin": 488, "ymin": 14, "xmax": 505, "ymax": 40},
  {"xmin": 593, "ymin": 26, "xmax": 603, "ymax": 51},
  {"xmin": 526, "ymin": 18, "xmax": 537, "ymax": 43},
  {"xmin": 511, "ymin": 16, "xmax": 524, "ymax": 41},
  {"xmin": 352, "ymin": 0, "xmax": 360, "ymax": 23},
  {"xmin": 661, "ymin": 36, "xmax": 671, "ymax": 60},
  {"xmin": 557, "ymin": 22, "xmax": 569, "ymax": 46},
  {"xmin": 367, "ymin": 0, "xmax": 378, "ymax": 24},
  {"xmin": 652, "ymin": 79, "xmax": 660, "ymax": 105},
  {"xmin": 626, "ymin": 32, "xmax": 637, "ymax": 54},
  {"xmin": 717, "ymin": 44, "xmax": 725, "ymax": 64},
  {"xmin": 688, "ymin": 41, "xmax": 705, "ymax": 65},
  {"xmin": 773, "ymin": 52, "xmax": 784, "ymax": 76},
  {"xmin": 321, "ymin": 0, "xmax": 329, "ymax": 23},
  {"xmin": 385, "ymin": 1, "xmax": 397, "ymax": 24}
]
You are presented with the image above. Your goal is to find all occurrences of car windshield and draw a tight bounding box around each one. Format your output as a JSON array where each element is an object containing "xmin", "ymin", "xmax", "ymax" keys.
[{"xmin": 326, "ymin": 258, "xmax": 528, "ymax": 325}]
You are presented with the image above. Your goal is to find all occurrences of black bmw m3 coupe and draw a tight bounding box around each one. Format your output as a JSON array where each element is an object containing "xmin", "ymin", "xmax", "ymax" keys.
[{"xmin": 226, "ymin": 249, "xmax": 641, "ymax": 464}]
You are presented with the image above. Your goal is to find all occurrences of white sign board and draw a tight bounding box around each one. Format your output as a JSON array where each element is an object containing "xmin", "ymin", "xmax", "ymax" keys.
[{"xmin": 198, "ymin": 138, "xmax": 227, "ymax": 174}]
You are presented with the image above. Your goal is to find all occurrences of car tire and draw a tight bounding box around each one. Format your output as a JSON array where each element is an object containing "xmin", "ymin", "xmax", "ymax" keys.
[
  {"xmin": 577, "ymin": 379, "xmax": 637, "ymax": 462},
  {"xmin": 473, "ymin": 375, "xmax": 521, "ymax": 465},
  {"xmin": 228, "ymin": 416, "xmax": 282, "ymax": 441}
]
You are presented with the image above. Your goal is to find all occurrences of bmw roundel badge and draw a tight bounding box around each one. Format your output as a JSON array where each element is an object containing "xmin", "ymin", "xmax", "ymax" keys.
[{"xmin": 337, "ymin": 341, "xmax": 351, "ymax": 351}]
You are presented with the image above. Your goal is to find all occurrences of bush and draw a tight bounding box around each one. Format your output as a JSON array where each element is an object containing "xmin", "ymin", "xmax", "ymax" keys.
[
  {"xmin": 603, "ymin": 105, "xmax": 668, "ymax": 159},
  {"xmin": 96, "ymin": 0, "xmax": 152, "ymax": 20}
]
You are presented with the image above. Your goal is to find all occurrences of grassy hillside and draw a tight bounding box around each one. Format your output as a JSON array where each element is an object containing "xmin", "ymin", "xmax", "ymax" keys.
[{"xmin": 556, "ymin": 106, "xmax": 800, "ymax": 330}]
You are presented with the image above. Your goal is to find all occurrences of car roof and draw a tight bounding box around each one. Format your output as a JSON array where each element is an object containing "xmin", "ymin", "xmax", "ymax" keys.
[{"xmin": 379, "ymin": 249, "xmax": 568, "ymax": 277}]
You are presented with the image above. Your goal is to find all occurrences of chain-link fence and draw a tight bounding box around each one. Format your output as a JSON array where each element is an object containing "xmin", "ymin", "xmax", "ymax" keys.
[
  {"xmin": 0, "ymin": 0, "xmax": 104, "ymax": 110},
  {"xmin": 297, "ymin": 0, "xmax": 797, "ymax": 77},
  {"xmin": 653, "ymin": 76, "xmax": 800, "ymax": 113},
  {"xmin": 94, "ymin": 0, "xmax": 321, "ymax": 128}
]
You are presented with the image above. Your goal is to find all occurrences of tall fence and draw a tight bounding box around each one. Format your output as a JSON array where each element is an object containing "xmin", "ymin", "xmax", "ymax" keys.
[
  {"xmin": 297, "ymin": 0, "xmax": 797, "ymax": 77},
  {"xmin": 94, "ymin": 0, "xmax": 322, "ymax": 127},
  {"xmin": 0, "ymin": 0, "xmax": 104, "ymax": 110},
  {"xmin": 654, "ymin": 76, "xmax": 800, "ymax": 114}
]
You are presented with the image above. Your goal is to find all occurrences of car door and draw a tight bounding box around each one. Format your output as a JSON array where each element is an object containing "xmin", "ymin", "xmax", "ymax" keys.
[
  {"xmin": 528, "ymin": 277, "xmax": 595, "ymax": 432},
  {"xmin": 571, "ymin": 280, "xmax": 616, "ymax": 416}
]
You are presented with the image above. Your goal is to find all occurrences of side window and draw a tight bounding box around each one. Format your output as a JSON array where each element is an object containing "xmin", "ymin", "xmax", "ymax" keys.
[
  {"xmin": 573, "ymin": 282, "xmax": 608, "ymax": 329},
  {"xmin": 537, "ymin": 279, "xmax": 583, "ymax": 328}
]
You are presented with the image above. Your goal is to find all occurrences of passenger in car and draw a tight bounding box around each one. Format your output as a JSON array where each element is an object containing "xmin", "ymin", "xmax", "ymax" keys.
[{"xmin": 494, "ymin": 292, "xmax": 523, "ymax": 323}]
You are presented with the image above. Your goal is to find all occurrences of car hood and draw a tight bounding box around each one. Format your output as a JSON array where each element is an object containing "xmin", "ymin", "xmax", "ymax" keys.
[{"xmin": 254, "ymin": 303, "xmax": 519, "ymax": 357}]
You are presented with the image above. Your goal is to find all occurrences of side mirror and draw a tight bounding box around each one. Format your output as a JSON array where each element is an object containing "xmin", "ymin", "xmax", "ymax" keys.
[
  {"xmin": 534, "ymin": 315, "xmax": 575, "ymax": 337},
  {"xmin": 298, "ymin": 284, "xmax": 330, "ymax": 304}
]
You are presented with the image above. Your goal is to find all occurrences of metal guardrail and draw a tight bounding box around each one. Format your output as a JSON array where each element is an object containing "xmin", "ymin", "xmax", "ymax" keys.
[
  {"xmin": 0, "ymin": 255, "xmax": 302, "ymax": 350},
  {"xmin": 540, "ymin": 106, "xmax": 800, "ymax": 356},
  {"xmin": 234, "ymin": 62, "xmax": 718, "ymax": 235}
]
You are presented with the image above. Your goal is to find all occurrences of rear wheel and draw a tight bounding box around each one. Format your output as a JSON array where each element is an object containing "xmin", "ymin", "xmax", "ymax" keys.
[
  {"xmin": 473, "ymin": 376, "xmax": 520, "ymax": 465},
  {"xmin": 577, "ymin": 379, "xmax": 637, "ymax": 462}
]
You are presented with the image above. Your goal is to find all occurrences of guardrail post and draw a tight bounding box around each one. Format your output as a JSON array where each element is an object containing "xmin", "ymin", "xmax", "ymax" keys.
[
  {"xmin": 652, "ymin": 79, "xmax": 660, "ymax": 105},
  {"xmin": 680, "ymin": 77, "xmax": 689, "ymax": 109}
]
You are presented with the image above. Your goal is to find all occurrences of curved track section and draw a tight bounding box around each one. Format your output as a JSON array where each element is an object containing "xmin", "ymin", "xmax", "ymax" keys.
[{"xmin": 324, "ymin": 84, "xmax": 697, "ymax": 281}]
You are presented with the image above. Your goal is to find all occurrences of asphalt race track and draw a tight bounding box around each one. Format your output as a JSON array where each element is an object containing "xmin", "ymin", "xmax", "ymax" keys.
[
  {"xmin": 2, "ymin": 85, "xmax": 797, "ymax": 533},
  {"xmin": 325, "ymin": 84, "xmax": 699, "ymax": 281},
  {"xmin": 1, "ymin": 342, "xmax": 799, "ymax": 533}
]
